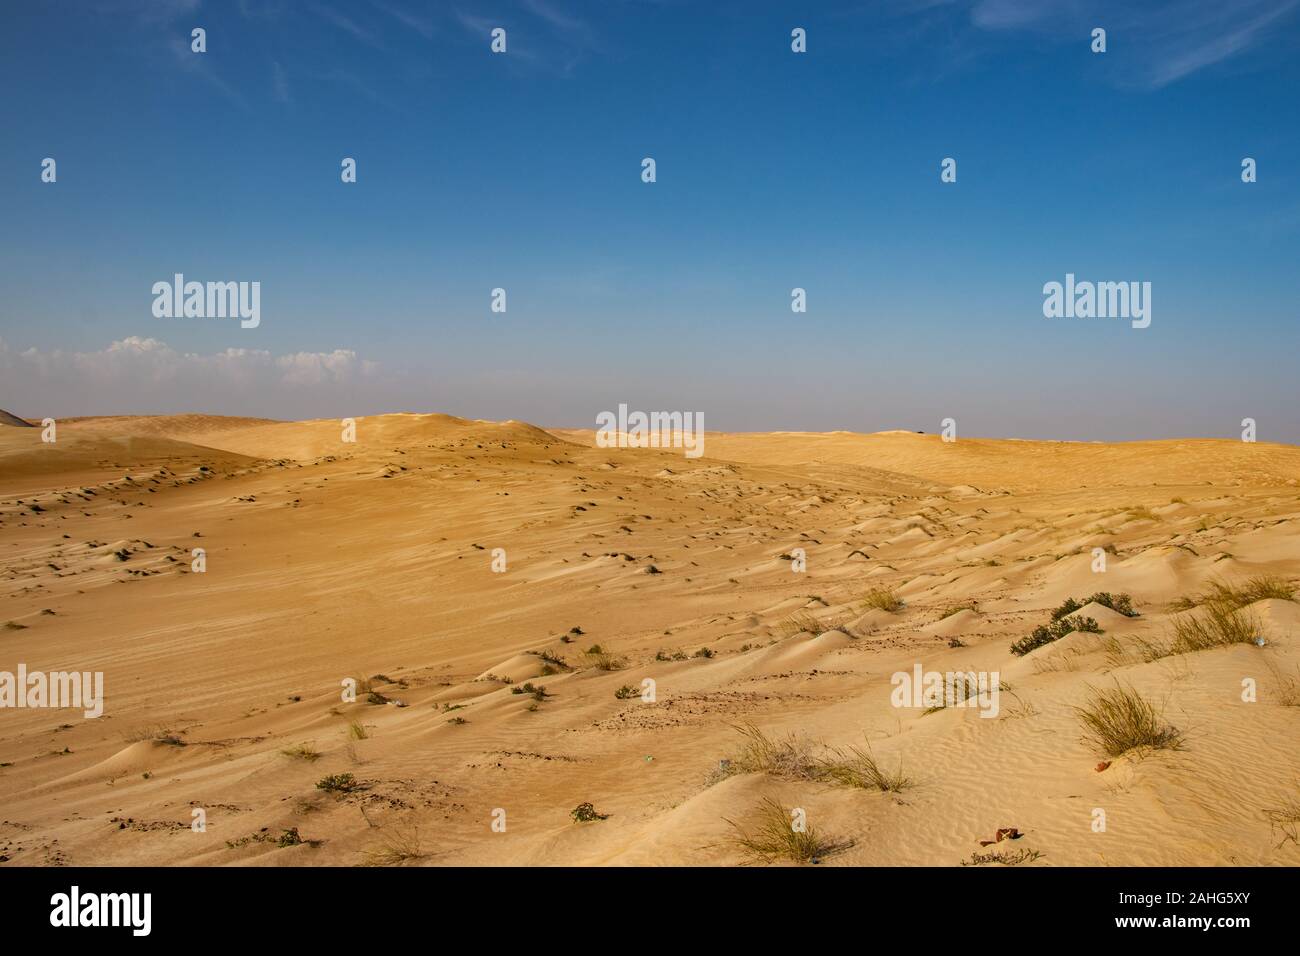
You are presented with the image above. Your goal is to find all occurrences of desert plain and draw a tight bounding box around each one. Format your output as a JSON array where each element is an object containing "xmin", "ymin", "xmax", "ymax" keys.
[{"xmin": 1, "ymin": 411, "xmax": 1298, "ymax": 866}]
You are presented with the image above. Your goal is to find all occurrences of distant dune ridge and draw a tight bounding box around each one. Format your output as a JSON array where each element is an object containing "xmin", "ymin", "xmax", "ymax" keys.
[
  {"xmin": 0, "ymin": 408, "xmax": 34, "ymax": 427},
  {"xmin": 0, "ymin": 412, "xmax": 1297, "ymax": 866}
]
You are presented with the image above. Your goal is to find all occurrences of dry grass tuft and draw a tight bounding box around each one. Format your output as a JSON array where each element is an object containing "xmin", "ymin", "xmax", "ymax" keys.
[
  {"xmin": 724, "ymin": 723, "xmax": 819, "ymax": 779},
  {"xmin": 1264, "ymin": 796, "xmax": 1300, "ymax": 848},
  {"xmin": 1170, "ymin": 600, "xmax": 1259, "ymax": 653},
  {"xmin": 583, "ymin": 645, "xmax": 627, "ymax": 671},
  {"xmin": 861, "ymin": 587, "xmax": 904, "ymax": 612},
  {"xmin": 361, "ymin": 821, "xmax": 423, "ymax": 866},
  {"xmin": 818, "ymin": 740, "xmax": 912, "ymax": 792},
  {"xmin": 726, "ymin": 796, "xmax": 846, "ymax": 864},
  {"xmin": 1075, "ymin": 683, "xmax": 1182, "ymax": 758},
  {"xmin": 1172, "ymin": 576, "xmax": 1294, "ymax": 612},
  {"xmin": 281, "ymin": 742, "xmax": 320, "ymax": 761}
]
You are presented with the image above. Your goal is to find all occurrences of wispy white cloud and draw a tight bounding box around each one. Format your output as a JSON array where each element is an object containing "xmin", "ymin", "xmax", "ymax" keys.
[
  {"xmin": 522, "ymin": 0, "xmax": 591, "ymax": 41},
  {"xmin": 1, "ymin": 337, "xmax": 379, "ymax": 417},
  {"xmin": 309, "ymin": 1, "xmax": 386, "ymax": 49},
  {"xmin": 94, "ymin": 0, "xmax": 202, "ymax": 25},
  {"xmin": 167, "ymin": 34, "xmax": 248, "ymax": 107},
  {"xmin": 371, "ymin": 0, "xmax": 435, "ymax": 39},
  {"xmin": 966, "ymin": 0, "xmax": 1300, "ymax": 88}
]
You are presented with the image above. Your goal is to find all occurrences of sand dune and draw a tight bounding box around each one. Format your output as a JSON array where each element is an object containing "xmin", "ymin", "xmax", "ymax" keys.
[{"xmin": 1, "ymin": 414, "xmax": 1298, "ymax": 867}]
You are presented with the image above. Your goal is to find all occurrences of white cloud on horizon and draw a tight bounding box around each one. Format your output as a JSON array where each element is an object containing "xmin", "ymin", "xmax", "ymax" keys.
[{"xmin": 0, "ymin": 337, "xmax": 380, "ymax": 418}]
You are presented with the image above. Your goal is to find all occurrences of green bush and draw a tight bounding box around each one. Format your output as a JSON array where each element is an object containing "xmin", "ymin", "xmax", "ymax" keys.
[{"xmin": 1011, "ymin": 615, "xmax": 1101, "ymax": 656}]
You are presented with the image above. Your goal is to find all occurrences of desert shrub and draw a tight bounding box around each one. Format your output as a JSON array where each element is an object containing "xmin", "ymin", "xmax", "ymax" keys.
[
  {"xmin": 1011, "ymin": 615, "xmax": 1101, "ymax": 656},
  {"xmin": 315, "ymin": 772, "xmax": 360, "ymax": 793},
  {"xmin": 1049, "ymin": 596, "xmax": 1083, "ymax": 621},
  {"xmin": 510, "ymin": 682, "xmax": 549, "ymax": 701},
  {"xmin": 1052, "ymin": 592, "xmax": 1136, "ymax": 621},
  {"xmin": 1088, "ymin": 592, "xmax": 1137, "ymax": 617},
  {"xmin": 570, "ymin": 802, "xmax": 608, "ymax": 823}
]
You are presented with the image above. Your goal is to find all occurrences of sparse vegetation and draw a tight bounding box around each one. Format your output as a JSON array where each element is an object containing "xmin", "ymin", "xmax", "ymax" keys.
[
  {"xmin": 1172, "ymin": 576, "xmax": 1294, "ymax": 612},
  {"xmin": 1075, "ymin": 683, "xmax": 1182, "ymax": 758},
  {"xmin": 818, "ymin": 740, "xmax": 912, "ymax": 793},
  {"xmin": 123, "ymin": 726, "xmax": 185, "ymax": 746},
  {"xmin": 722, "ymin": 724, "xmax": 914, "ymax": 794},
  {"xmin": 1051, "ymin": 592, "xmax": 1137, "ymax": 621},
  {"xmin": 722, "ymin": 723, "xmax": 819, "ymax": 780},
  {"xmin": 584, "ymin": 645, "xmax": 626, "ymax": 670},
  {"xmin": 938, "ymin": 603, "xmax": 976, "ymax": 620},
  {"xmin": 861, "ymin": 587, "xmax": 904, "ymax": 612},
  {"xmin": 281, "ymin": 743, "xmax": 320, "ymax": 762},
  {"xmin": 347, "ymin": 720, "xmax": 369, "ymax": 740},
  {"xmin": 536, "ymin": 649, "xmax": 569, "ymax": 670},
  {"xmin": 726, "ymin": 796, "xmax": 844, "ymax": 864},
  {"xmin": 361, "ymin": 822, "xmax": 424, "ymax": 865},
  {"xmin": 614, "ymin": 684, "xmax": 639, "ymax": 700},
  {"xmin": 315, "ymin": 772, "xmax": 361, "ymax": 793},
  {"xmin": 776, "ymin": 612, "xmax": 823, "ymax": 637},
  {"xmin": 1011, "ymin": 614, "xmax": 1102, "ymax": 656},
  {"xmin": 1102, "ymin": 633, "xmax": 1173, "ymax": 667},
  {"xmin": 1170, "ymin": 599, "xmax": 1258, "ymax": 653},
  {"xmin": 1265, "ymin": 797, "xmax": 1300, "ymax": 848},
  {"xmin": 570, "ymin": 802, "xmax": 608, "ymax": 823},
  {"xmin": 961, "ymin": 846, "xmax": 1043, "ymax": 866},
  {"xmin": 1266, "ymin": 661, "xmax": 1300, "ymax": 707},
  {"xmin": 510, "ymin": 682, "xmax": 549, "ymax": 701}
]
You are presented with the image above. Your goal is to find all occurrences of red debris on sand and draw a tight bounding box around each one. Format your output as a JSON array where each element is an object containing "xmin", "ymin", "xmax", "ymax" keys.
[{"xmin": 978, "ymin": 827, "xmax": 1022, "ymax": 847}]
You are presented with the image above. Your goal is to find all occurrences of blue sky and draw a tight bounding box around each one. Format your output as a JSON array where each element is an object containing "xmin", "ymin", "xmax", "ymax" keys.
[{"xmin": 2, "ymin": 0, "xmax": 1298, "ymax": 441}]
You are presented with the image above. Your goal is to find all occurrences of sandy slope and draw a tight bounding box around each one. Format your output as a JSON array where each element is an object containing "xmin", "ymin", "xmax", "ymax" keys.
[{"xmin": 1, "ymin": 415, "xmax": 1298, "ymax": 867}]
